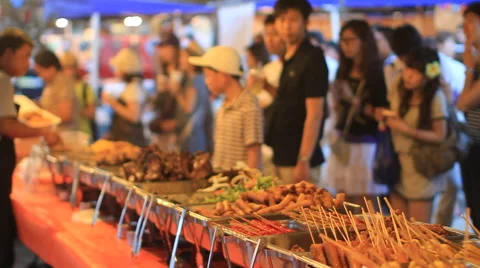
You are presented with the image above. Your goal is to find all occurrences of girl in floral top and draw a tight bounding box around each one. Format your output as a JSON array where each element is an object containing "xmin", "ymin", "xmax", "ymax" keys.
[{"xmin": 382, "ymin": 47, "xmax": 451, "ymax": 223}]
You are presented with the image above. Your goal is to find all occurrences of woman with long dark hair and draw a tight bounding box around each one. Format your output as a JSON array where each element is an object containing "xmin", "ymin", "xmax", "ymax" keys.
[
  {"xmin": 384, "ymin": 47, "xmax": 450, "ymax": 222},
  {"xmin": 326, "ymin": 20, "xmax": 389, "ymax": 205},
  {"xmin": 102, "ymin": 48, "xmax": 146, "ymax": 146}
]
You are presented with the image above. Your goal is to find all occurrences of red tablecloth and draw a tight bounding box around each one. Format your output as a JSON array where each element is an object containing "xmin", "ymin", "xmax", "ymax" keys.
[{"xmin": 11, "ymin": 173, "xmax": 168, "ymax": 268}]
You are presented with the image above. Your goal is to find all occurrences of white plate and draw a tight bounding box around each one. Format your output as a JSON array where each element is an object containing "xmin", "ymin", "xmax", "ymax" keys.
[{"xmin": 14, "ymin": 95, "xmax": 61, "ymax": 128}]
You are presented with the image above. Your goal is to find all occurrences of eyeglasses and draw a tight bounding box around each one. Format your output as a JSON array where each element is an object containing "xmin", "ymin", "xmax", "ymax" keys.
[{"xmin": 340, "ymin": 37, "xmax": 359, "ymax": 45}]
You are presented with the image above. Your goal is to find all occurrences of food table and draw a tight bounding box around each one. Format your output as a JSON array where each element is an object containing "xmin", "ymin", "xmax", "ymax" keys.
[
  {"xmin": 11, "ymin": 172, "xmax": 168, "ymax": 268},
  {"xmin": 11, "ymin": 140, "xmax": 480, "ymax": 268}
]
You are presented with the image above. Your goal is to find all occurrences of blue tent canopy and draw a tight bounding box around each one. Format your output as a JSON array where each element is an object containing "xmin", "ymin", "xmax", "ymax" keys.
[
  {"xmin": 44, "ymin": 0, "xmax": 214, "ymax": 19},
  {"xmin": 44, "ymin": 0, "xmax": 472, "ymax": 19}
]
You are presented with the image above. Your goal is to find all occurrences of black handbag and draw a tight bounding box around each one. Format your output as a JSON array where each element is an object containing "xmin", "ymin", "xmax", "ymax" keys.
[{"xmin": 373, "ymin": 129, "xmax": 401, "ymax": 185}]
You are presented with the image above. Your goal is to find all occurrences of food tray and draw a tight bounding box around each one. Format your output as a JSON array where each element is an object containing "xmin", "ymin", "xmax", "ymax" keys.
[
  {"xmin": 443, "ymin": 226, "xmax": 479, "ymax": 240},
  {"xmin": 160, "ymin": 192, "xmax": 216, "ymax": 205},
  {"xmin": 219, "ymin": 220, "xmax": 312, "ymax": 267},
  {"xmin": 135, "ymin": 179, "xmax": 208, "ymax": 195},
  {"xmin": 260, "ymin": 231, "xmax": 319, "ymax": 268},
  {"xmin": 15, "ymin": 94, "xmax": 61, "ymax": 128},
  {"xmin": 97, "ymin": 165, "xmax": 122, "ymax": 176},
  {"xmin": 109, "ymin": 177, "xmax": 134, "ymax": 204},
  {"xmin": 78, "ymin": 165, "xmax": 95, "ymax": 187},
  {"xmin": 180, "ymin": 204, "xmax": 293, "ymax": 251}
]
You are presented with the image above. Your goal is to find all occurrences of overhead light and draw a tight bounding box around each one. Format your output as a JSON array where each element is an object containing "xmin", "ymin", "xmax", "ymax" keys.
[
  {"xmin": 124, "ymin": 16, "xmax": 142, "ymax": 27},
  {"xmin": 56, "ymin": 18, "xmax": 69, "ymax": 28}
]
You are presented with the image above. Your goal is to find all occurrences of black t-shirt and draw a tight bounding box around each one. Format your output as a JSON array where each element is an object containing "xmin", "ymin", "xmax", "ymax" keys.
[
  {"xmin": 266, "ymin": 38, "xmax": 329, "ymax": 167},
  {"xmin": 335, "ymin": 67, "xmax": 388, "ymax": 140}
]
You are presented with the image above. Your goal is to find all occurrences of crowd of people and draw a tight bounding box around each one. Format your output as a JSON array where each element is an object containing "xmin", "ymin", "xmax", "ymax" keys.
[{"xmin": 2, "ymin": 0, "xmax": 480, "ymax": 266}]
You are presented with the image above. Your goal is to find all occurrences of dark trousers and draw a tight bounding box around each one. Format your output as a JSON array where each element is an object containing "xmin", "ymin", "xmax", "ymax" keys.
[
  {"xmin": 0, "ymin": 136, "xmax": 16, "ymax": 268},
  {"xmin": 460, "ymin": 144, "xmax": 480, "ymax": 229}
]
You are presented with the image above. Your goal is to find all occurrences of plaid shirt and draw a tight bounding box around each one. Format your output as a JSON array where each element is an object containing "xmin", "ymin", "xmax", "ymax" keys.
[{"xmin": 213, "ymin": 90, "xmax": 263, "ymax": 170}]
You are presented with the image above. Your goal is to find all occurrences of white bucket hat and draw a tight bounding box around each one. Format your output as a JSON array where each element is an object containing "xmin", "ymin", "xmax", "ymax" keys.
[
  {"xmin": 189, "ymin": 46, "xmax": 243, "ymax": 76},
  {"xmin": 110, "ymin": 48, "xmax": 142, "ymax": 74}
]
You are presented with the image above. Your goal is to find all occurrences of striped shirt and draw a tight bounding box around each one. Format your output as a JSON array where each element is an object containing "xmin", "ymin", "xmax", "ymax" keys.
[
  {"xmin": 213, "ymin": 90, "xmax": 263, "ymax": 170},
  {"xmin": 466, "ymin": 64, "xmax": 480, "ymax": 144}
]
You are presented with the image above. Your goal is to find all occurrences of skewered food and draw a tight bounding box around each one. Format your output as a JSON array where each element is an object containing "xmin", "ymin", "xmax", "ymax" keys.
[
  {"xmin": 196, "ymin": 181, "xmax": 345, "ymax": 217},
  {"xmin": 227, "ymin": 216, "xmax": 296, "ymax": 236},
  {"xmin": 120, "ymin": 145, "xmax": 213, "ymax": 182},
  {"xmin": 306, "ymin": 198, "xmax": 469, "ymax": 268}
]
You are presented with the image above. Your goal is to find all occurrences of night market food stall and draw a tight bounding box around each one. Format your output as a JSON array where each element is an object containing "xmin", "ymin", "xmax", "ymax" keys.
[{"xmin": 12, "ymin": 136, "xmax": 480, "ymax": 268}]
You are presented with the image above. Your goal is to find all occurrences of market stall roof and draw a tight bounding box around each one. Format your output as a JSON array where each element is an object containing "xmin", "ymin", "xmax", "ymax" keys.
[
  {"xmin": 44, "ymin": 0, "xmax": 474, "ymax": 19},
  {"xmin": 44, "ymin": 0, "xmax": 214, "ymax": 19}
]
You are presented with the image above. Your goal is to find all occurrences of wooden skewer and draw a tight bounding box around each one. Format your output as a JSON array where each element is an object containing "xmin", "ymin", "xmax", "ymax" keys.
[
  {"xmin": 461, "ymin": 214, "xmax": 480, "ymax": 237},
  {"xmin": 301, "ymin": 206, "xmax": 316, "ymax": 244},
  {"xmin": 320, "ymin": 235, "xmax": 380, "ymax": 268},
  {"xmin": 318, "ymin": 205, "xmax": 328, "ymax": 237},
  {"xmin": 391, "ymin": 215, "xmax": 402, "ymax": 246},
  {"xmin": 361, "ymin": 208, "xmax": 378, "ymax": 248},
  {"xmin": 343, "ymin": 201, "xmax": 361, "ymax": 208},
  {"xmin": 333, "ymin": 206, "xmax": 351, "ymax": 242},
  {"xmin": 348, "ymin": 210, "xmax": 363, "ymax": 243},
  {"xmin": 308, "ymin": 209, "xmax": 323, "ymax": 243},
  {"xmin": 463, "ymin": 208, "xmax": 480, "ymax": 236},
  {"xmin": 332, "ymin": 218, "xmax": 350, "ymax": 246},
  {"xmin": 328, "ymin": 213, "xmax": 339, "ymax": 242},
  {"xmin": 465, "ymin": 208, "xmax": 471, "ymax": 245},
  {"xmin": 401, "ymin": 213, "xmax": 412, "ymax": 241}
]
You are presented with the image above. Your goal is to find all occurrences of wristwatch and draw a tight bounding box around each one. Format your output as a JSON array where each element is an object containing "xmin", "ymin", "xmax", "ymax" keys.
[
  {"xmin": 466, "ymin": 68, "xmax": 476, "ymax": 75},
  {"xmin": 298, "ymin": 155, "xmax": 310, "ymax": 163}
]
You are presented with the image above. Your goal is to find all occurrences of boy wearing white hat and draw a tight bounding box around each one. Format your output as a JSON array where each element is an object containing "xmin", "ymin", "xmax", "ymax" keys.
[{"xmin": 189, "ymin": 46, "xmax": 263, "ymax": 170}]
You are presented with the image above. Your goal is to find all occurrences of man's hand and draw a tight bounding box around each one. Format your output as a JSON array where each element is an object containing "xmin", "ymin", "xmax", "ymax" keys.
[
  {"xmin": 294, "ymin": 161, "xmax": 310, "ymax": 183},
  {"xmin": 43, "ymin": 129, "xmax": 62, "ymax": 147}
]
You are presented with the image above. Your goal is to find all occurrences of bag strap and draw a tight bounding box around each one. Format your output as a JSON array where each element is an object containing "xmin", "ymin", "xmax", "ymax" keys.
[
  {"xmin": 342, "ymin": 80, "xmax": 366, "ymax": 138},
  {"xmin": 82, "ymin": 82, "xmax": 89, "ymax": 108},
  {"xmin": 178, "ymin": 105, "xmax": 204, "ymax": 145}
]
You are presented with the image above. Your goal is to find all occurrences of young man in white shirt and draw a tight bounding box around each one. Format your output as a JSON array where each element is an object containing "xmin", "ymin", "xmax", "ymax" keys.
[
  {"xmin": 0, "ymin": 28, "xmax": 60, "ymax": 268},
  {"xmin": 189, "ymin": 46, "xmax": 264, "ymax": 170}
]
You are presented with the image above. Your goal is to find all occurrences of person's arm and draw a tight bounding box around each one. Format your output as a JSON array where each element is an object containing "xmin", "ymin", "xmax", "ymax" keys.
[
  {"xmin": 175, "ymin": 87, "xmax": 197, "ymax": 114},
  {"xmin": 246, "ymin": 144, "xmax": 262, "ymax": 169},
  {"xmin": 457, "ymin": 41, "xmax": 479, "ymax": 111},
  {"xmin": 456, "ymin": 75, "xmax": 480, "ymax": 111},
  {"xmin": 294, "ymin": 50, "xmax": 329, "ymax": 181},
  {"xmin": 386, "ymin": 117, "xmax": 447, "ymax": 144},
  {"xmin": 298, "ymin": 98, "xmax": 325, "ymax": 159},
  {"xmin": 103, "ymin": 84, "xmax": 143, "ymax": 123},
  {"xmin": 108, "ymin": 99, "xmax": 142, "ymax": 123},
  {"xmin": 0, "ymin": 117, "xmax": 46, "ymax": 138},
  {"xmin": 387, "ymin": 91, "xmax": 448, "ymax": 144},
  {"xmin": 243, "ymin": 100, "xmax": 264, "ymax": 169}
]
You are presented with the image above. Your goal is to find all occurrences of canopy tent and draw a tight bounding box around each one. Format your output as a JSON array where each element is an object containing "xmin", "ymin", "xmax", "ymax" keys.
[
  {"xmin": 44, "ymin": 0, "xmax": 474, "ymax": 18},
  {"xmin": 44, "ymin": 0, "xmax": 214, "ymax": 19}
]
